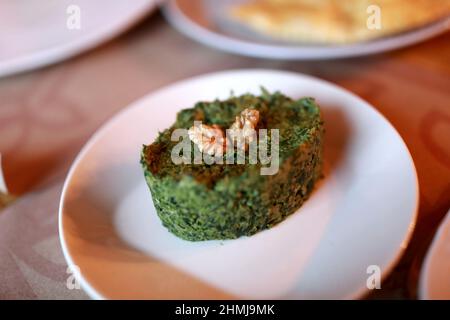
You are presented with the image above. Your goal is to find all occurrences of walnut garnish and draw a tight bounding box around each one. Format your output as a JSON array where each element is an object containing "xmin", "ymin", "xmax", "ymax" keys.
[
  {"xmin": 188, "ymin": 123, "xmax": 225, "ymax": 156},
  {"xmin": 188, "ymin": 108, "xmax": 260, "ymax": 156},
  {"xmin": 228, "ymin": 108, "xmax": 260, "ymax": 149}
]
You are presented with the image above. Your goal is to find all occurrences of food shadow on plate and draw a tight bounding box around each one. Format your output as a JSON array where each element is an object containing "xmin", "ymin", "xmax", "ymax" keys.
[{"xmin": 321, "ymin": 105, "xmax": 353, "ymax": 178}]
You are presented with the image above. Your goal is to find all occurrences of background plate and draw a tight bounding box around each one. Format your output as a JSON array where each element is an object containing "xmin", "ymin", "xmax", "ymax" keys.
[
  {"xmin": 419, "ymin": 208, "xmax": 450, "ymax": 300},
  {"xmin": 0, "ymin": 0, "xmax": 157, "ymax": 77},
  {"xmin": 163, "ymin": 0, "xmax": 450, "ymax": 60}
]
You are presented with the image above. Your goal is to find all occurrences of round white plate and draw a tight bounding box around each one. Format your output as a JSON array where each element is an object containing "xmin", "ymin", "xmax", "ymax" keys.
[
  {"xmin": 0, "ymin": 0, "xmax": 157, "ymax": 78},
  {"xmin": 419, "ymin": 208, "xmax": 450, "ymax": 300},
  {"xmin": 0, "ymin": 154, "xmax": 7, "ymax": 194},
  {"xmin": 163, "ymin": 0, "xmax": 450, "ymax": 60},
  {"xmin": 59, "ymin": 70, "xmax": 418, "ymax": 299}
]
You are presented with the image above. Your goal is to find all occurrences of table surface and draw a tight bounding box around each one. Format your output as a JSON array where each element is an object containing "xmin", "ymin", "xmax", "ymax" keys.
[{"xmin": 0, "ymin": 12, "xmax": 449, "ymax": 299}]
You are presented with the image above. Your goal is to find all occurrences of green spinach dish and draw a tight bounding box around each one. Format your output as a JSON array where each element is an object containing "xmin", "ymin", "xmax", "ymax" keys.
[{"xmin": 141, "ymin": 89, "xmax": 324, "ymax": 241}]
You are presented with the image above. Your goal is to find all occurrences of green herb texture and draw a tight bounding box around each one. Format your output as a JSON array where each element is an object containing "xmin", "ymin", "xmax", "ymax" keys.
[{"xmin": 141, "ymin": 90, "xmax": 324, "ymax": 241}]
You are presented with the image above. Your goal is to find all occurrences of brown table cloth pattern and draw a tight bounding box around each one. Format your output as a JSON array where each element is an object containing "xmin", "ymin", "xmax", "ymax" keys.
[{"xmin": 0, "ymin": 13, "xmax": 449, "ymax": 299}]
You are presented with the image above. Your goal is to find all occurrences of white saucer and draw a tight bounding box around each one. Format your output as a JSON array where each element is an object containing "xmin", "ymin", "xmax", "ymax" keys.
[{"xmin": 59, "ymin": 70, "xmax": 418, "ymax": 299}]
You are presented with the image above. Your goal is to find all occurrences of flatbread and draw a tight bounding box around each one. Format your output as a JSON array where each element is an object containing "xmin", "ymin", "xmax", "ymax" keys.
[{"xmin": 229, "ymin": 0, "xmax": 450, "ymax": 43}]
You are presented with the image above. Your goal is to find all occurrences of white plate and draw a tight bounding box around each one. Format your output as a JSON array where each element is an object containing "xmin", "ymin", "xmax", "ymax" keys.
[
  {"xmin": 59, "ymin": 70, "xmax": 418, "ymax": 299},
  {"xmin": 419, "ymin": 208, "xmax": 450, "ymax": 300},
  {"xmin": 0, "ymin": 0, "xmax": 157, "ymax": 78},
  {"xmin": 163, "ymin": 0, "xmax": 450, "ymax": 60},
  {"xmin": 0, "ymin": 154, "xmax": 7, "ymax": 194}
]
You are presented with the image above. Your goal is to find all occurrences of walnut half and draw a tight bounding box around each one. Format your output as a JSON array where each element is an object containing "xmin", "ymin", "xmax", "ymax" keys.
[
  {"xmin": 228, "ymin": 108, "xmax": 260, "ymax": 149},
  {"xmin": 188, "ymin": 108, "xmax": 260, "ymax": 156},
  {"xmin": 188, "ymin": 123, "xmax": 225, "ymax": 156}
]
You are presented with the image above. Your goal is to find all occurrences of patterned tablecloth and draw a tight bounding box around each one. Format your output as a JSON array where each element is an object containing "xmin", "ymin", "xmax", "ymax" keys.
[{"xmin": 0, "ymin": 12, "xmax": 449, "ymax": 299}]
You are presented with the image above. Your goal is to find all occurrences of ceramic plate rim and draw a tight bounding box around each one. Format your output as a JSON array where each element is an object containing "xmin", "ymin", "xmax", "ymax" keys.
[
  {"xmin": 58, "ymin": 69, "xmax": 419, "ymax": 299},
  {"xmin": 418, "ymin": 208, "xmax": 450, "ymax": 300}
]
